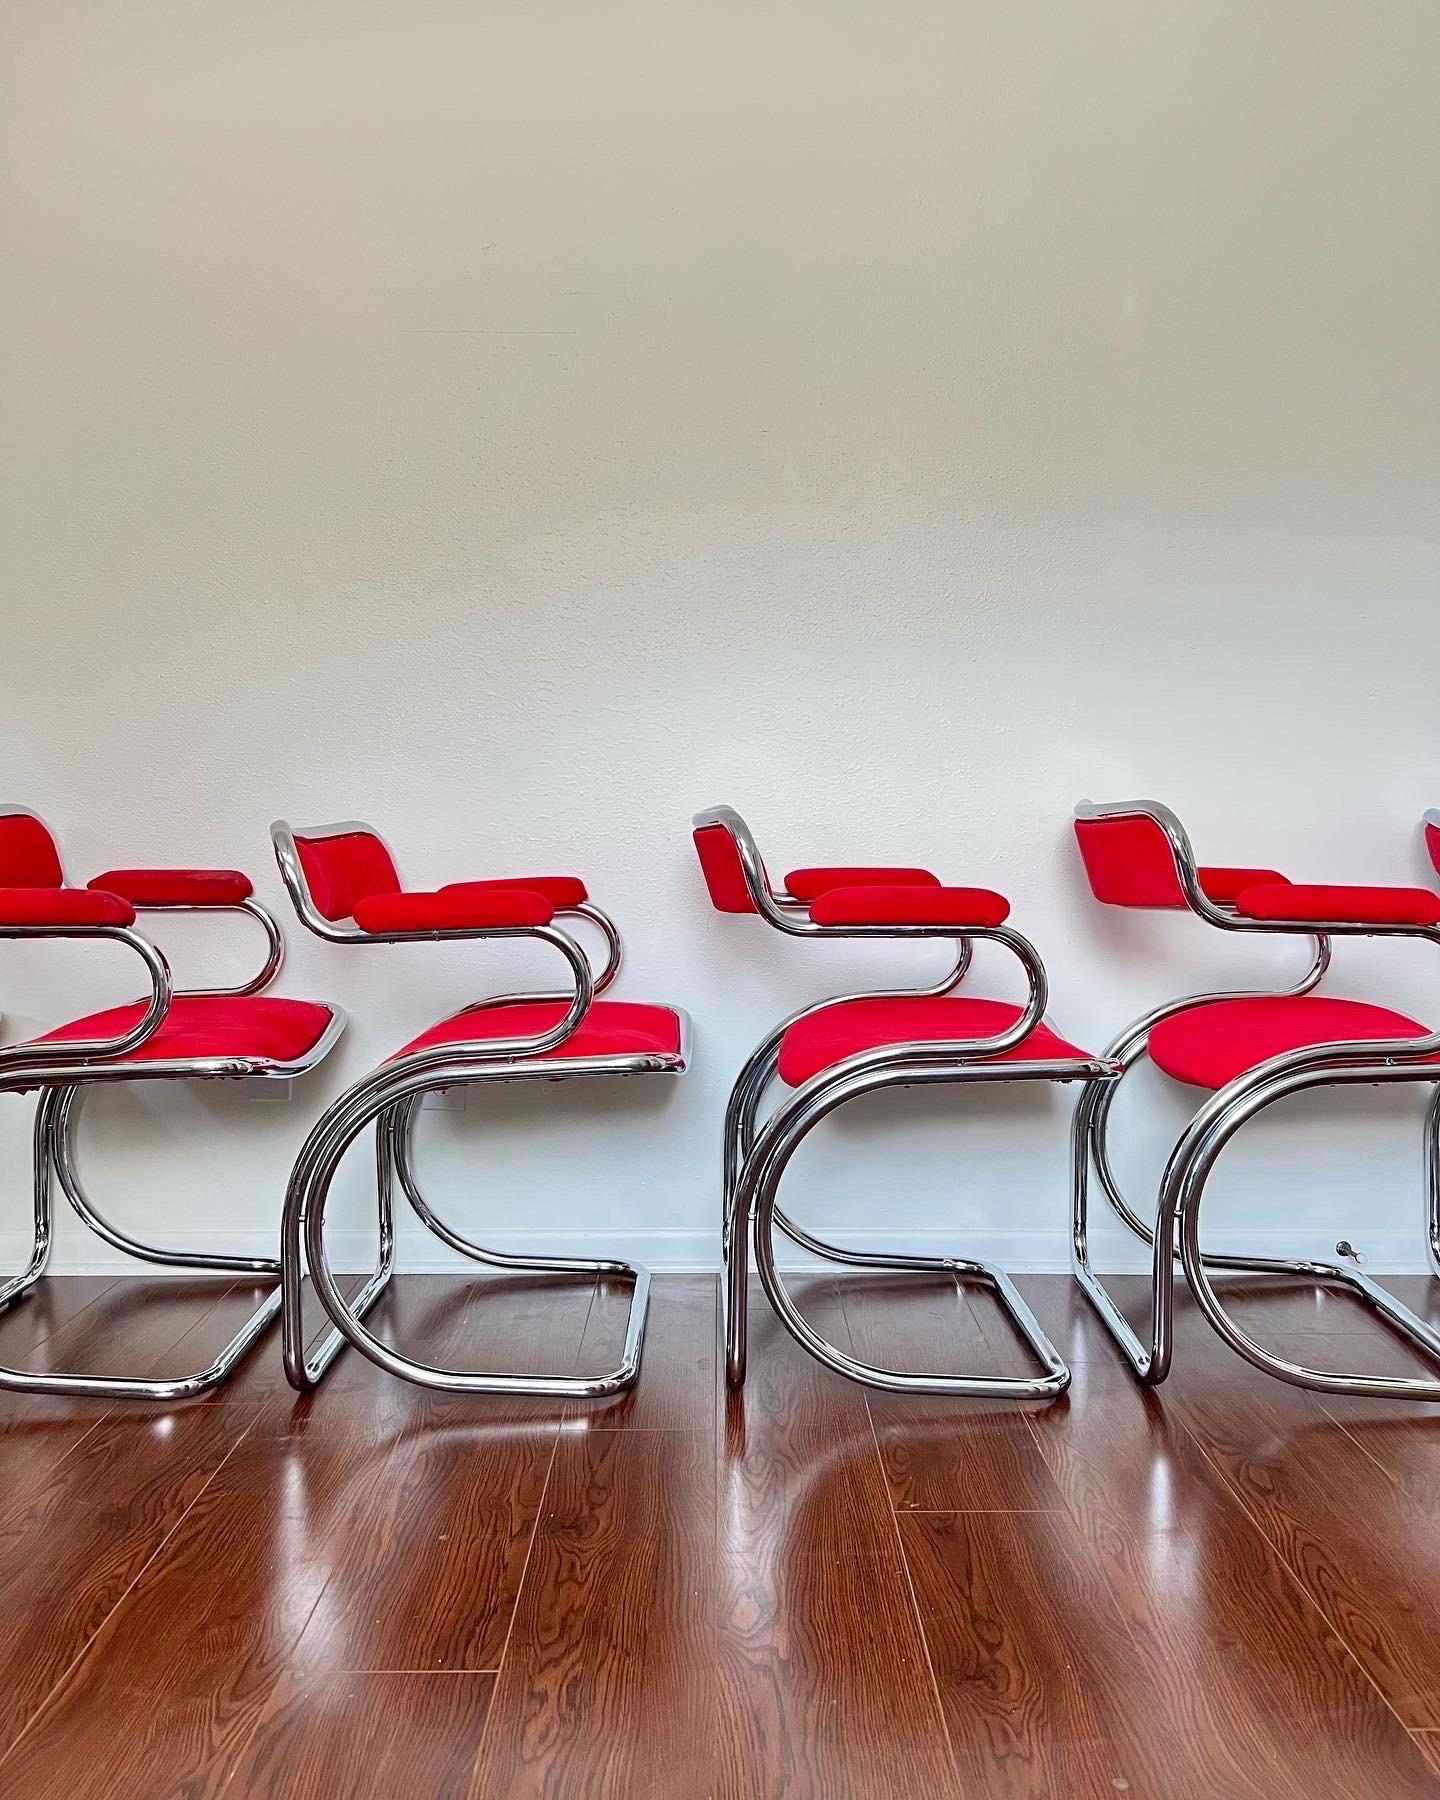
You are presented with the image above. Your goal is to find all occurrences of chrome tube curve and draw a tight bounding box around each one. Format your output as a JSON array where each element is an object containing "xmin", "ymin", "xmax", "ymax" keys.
[
  {"xmin": 0, "ymin": 926, "xmax": 174, "ymax": 1072},
  {"xmin": 1168, "ymin": 1062, "xmax": 1440, "ymax": 1398},
  {"xmin": 0, "ymin": 1089, "xmax": 60, "ymax": 1314},
  {"xmin": 158, "ymin": 896, "xmax": 286, "ymax": 997},
  {"xmin": 1427, "ymin": 1082, "xmax": 1440, "ymax": 1279},
  {"xmin": 1087, "ymin": 934, "xmax": 1332, "ymax": 1250},
  {"xmin": 0, "ymin": 1071, "xmax": 300, "ymax": 1399},
  {"xmin": 737, "ymin": 1052, "xmax": 1088, "ymax": 1396},
  {"xmin": 49, "ymin": 1086, "xmax": 278, "ymax": 1275},
  {"xmin": 279, "ymin": 925, "xmax": 665, "ymax": 1396},
  {"xmin": 284, "ymin": 1047, "xmax": 651, "ymax": 1395}
]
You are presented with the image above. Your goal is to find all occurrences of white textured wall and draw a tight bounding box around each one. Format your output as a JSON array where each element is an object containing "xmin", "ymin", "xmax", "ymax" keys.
[{"xmin": 2, "ymin": 1, "xmax": 1437, "ymax": 1275}]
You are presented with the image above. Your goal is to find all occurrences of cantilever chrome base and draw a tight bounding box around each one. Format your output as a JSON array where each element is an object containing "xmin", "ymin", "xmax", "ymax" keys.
[
  {"xmin": 723, "ymin": 1036, "xmax": 1117, "ymax": 1397},
  {"xmin": 1072, "ymin": 1058, "xmax": 1440, "ymax": 1400},
  {"xmin": 0, "ymin": 1083, "xmax": 283, "ymax": 1401},
  {"xmin": 282, "ymin": 1043, "xmax": 683, "ymax": 1396},
  {"xmin": 757, "ymin": 1233, "xmax": 1070, "ymax": 1398}
]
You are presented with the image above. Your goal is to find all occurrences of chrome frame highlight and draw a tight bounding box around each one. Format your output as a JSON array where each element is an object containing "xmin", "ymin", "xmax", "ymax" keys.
[
  {"xmin": 273, "ymin": 818, "xmax": 681, "ymax": 1396},
  {"xmin": 699, "ymin": 805, "xmax": 1118, "ymax": 1398},
  {"xmin": 1072, "ymin": 798, "xmax": 1440, "ymax": 1399}
]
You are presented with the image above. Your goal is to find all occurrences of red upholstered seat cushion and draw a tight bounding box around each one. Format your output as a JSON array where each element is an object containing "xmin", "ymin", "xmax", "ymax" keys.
[
  {"xmin": 352, "ymin": 889, "xmax": 554, "ymax": 933},
  {"xmin": 1234, "ymin": 882, "xmax": 1440, "ymax": 927},
  {"xmin": 784, "ymin": 866, "xmax": 940, "ymax": 903},
  {"xmin": 1148, "ymin": 996, "xmax": 1438, "ymax": 1090},
  {"xmin": 777, "ymin": 997, "xmax": 1092, "ymax": 1087},
  {"xmin": 28, "ymin": 995, "xmax": 336, "ymax": 1066},
  {"xmin": 89, "ymin": 868, "xmax": 254, "ymax": 906},
  {"xmin": 809, "ymin": 884, "xmax": 1010, "ymax": 928},
  {"xmin": 393, "ymin": 999, "xmax": 683, "ymax": 1063},
  {"xmin": 0, "ymin": 886, "xmax": 135, "ymax": 927},
  {"xmin": 441, "ymin": 876, "xmax": 589, "ymax": 908}
]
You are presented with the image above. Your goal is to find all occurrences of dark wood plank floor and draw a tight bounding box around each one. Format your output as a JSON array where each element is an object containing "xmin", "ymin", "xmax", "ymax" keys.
[{"xmin": 1, "ymin": 1270, "xmax": 1440, "ymax": 1796}]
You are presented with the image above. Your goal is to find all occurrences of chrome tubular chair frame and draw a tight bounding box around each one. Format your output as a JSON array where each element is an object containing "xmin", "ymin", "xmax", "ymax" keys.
[
  {"xmin": 274, "ymin": 819, "xmax": 679, "ymax": 1396},
  {"xmin": 699, "ymin": 806, "xmax": 1118, "ymax": 1398},
  {"xmin": 0, "ymin": 816, "xmax": 344, "ymax": 1400},
  {"xmin": 1071, "ymin": 799, "xmax": 1440, "ymax": 1398}
]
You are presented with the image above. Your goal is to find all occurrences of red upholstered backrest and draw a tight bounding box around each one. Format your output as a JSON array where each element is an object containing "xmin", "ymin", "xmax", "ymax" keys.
[
  {"xmin": 1426, "ymin": 817, "xmax": 1440, "ymax": 880},
  {"xmin": 1073, "ymin": 815, "xmax": 1188, "ymax": 908},
  {"xmin": 692, "ymin": 824, "xmax": 763, "ymax": 914},
  {"xmin": 294, "ymin": 829, "xmax": 401, "ymax": 922},
  {"xmin": 0, "ymin": 811, "xmax": 63, "ymax": 888}
]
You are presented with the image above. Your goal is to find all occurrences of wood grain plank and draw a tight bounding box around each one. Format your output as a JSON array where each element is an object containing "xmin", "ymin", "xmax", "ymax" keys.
[
  {"xmin": 0, "ymin": 1429, "xmax": 374, "ymax": 1794},
  {"xmin": 219, "ymin": 1671, "xmax": 496, "ymax": 1798},
  {"xmin": 904, "ymin": 1507, "xmax": 1266, "ymax": 1799},
  {"xmin": 1019, "ymin": 1344, "xmax": 1439, "ymax": 1790},
  {"xmin": 566, "ymin": 1272, "xmax": 717, "ymax": 1429},
  {"xmin": 722, "ymin": 1283, "xmax": 893, "ymax": 1561},
  {"xmin": 0, "ymin": 1275, "xmax": 120, "ymax": 1363},
  {"xmin": 250, "ymin": 1272, "xmax": 598, "ymax": 1436},
  {"xmin": 1169, "ymin": 1367, "xmax": 1440, "ymax": 1729},
  {"xmin": 2, "ymin": 1274, "xmax": 1436, "ymax": 1796},
  {"xmin": 244, "ymin": 1277, "xmax": 586, "ymax": 1675},
  {"xmin": 0, "ymin": 1401, "xmax": 257, "ymax": 1759},
  {"xmin": 715, "ymin": 1283, "xmax": 959, "ymax": 1797},
  {"xmin": 470, "ymin": 1426, "xmax": 716, "ymax": 1799},
  {"xmin": 288, "ymin": 1421, "xmax": 555, "ymax": 1672},
  {"xmin": 841, "ymin": 1274, "xmax": 1067, "ymax": 1512}
]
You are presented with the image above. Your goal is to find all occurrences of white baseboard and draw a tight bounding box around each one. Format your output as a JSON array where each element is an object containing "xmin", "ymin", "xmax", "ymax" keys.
[{"xmin": 4, "ymin": 1225, "xmax": 1433, "ymax": 1277}]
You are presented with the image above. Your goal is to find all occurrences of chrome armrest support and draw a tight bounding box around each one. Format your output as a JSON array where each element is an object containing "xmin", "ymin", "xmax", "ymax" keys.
[
  {"xmin": 129, "ymin": 896, "xmax": 285, "ymax": 997},
  {"xmin": 0, "ymin": 925, "xmax": 174, "ymax": 1072},
  {"xmin": 375, "ymin": 923, "xmax": 597, "ymax": 1081}
]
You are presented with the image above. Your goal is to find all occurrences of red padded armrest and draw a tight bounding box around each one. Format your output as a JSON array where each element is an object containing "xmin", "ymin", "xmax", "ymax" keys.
[
  {"xmin": 1235, "ymin": 882, "xmax": 1440, "ymax": 927},
  {"xmin": 808, "ymin": 884, "xmax": 1011, "ymax": 928},
  {"xmin": 1197, "ymin": 866, "xmax": 1289, "ymax": 904},
  {"xmin": 441, "ymin": 875, "xmax": 589, "ymax": 907},
  {"xmin": 89, "ymin": 868, "xmax": 254, "ymax": 907},
  {"xmin": 352, "ymin": 888, "xmax": 555, "ymax": 934},
  {"xmin": 784, "ymin": 865, "xmax": 939, "ymax": 903},
  {"xmin": 0, "ymin": 886, "xmax": 136, "ymax": 927}
]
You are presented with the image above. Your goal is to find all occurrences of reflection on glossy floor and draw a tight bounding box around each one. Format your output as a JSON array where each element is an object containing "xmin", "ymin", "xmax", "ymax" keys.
[{"xmin": 2, "ymin": 1271, "xmax": 1440, "ymax": 1797}]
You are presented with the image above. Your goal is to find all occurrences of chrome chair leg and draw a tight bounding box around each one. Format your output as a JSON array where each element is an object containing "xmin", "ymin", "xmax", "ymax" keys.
[
  {"xmin": 284, "ymin": 1062, "xmax": 650, "ymax": 1396},
  {"xmin": 732, "ymin": 1057, "xmax": 1080, "ymax": 1397},
  {"xmin": 1076, "ymin": 1061, "xmax": 1440, "ymax": 1398},
  {"xmin": 0, "ymin": 1082, "xmax": 286, "ymax": 1401},
  {"xmin": 390, "ymin": 1094, "xmax": 640, "ymax": 1284},
  {"xmin": 719, "ymin": 1023, "xmax": 1025, "ymax": 1386},
  {"xmin": 50, "ymin": 1086, "xmax": 278, "ymax": 1276},
  {"xmin": 1070, "ymin": 1072, "xmax": 1177, "ymax": 1382},
  {"xmin": 1426, "ymin": 1083, "xmax": 1440, "ymax": 1279},
  {"xmin": 281, "ymin": 1098, "xmax": 396, "ymax": 1392},
  {"xmin": 1168, "ymin": 1066, "xmax": 1440, "ymax": 1398},
  {"xmin": 0, "ymin": 1088, "xmax": 60, "ymax": 1315}
]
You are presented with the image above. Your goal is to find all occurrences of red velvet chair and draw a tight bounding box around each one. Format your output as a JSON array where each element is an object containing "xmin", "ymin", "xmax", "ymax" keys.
[
  {"xmin": 0, "ymin": 805, "xmax": 343, "ymax": 1399},
  {"xmin": 693, "ymin": 804, "xmax": 1120, "ymax": 1396},
  {"xmin": 1072, "ymin": 799, "xmax": 1440, "ymax": 1399},
  {"xmin": 271, "ymin": 819, "xmax": 688, "ymax": 1395}
]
